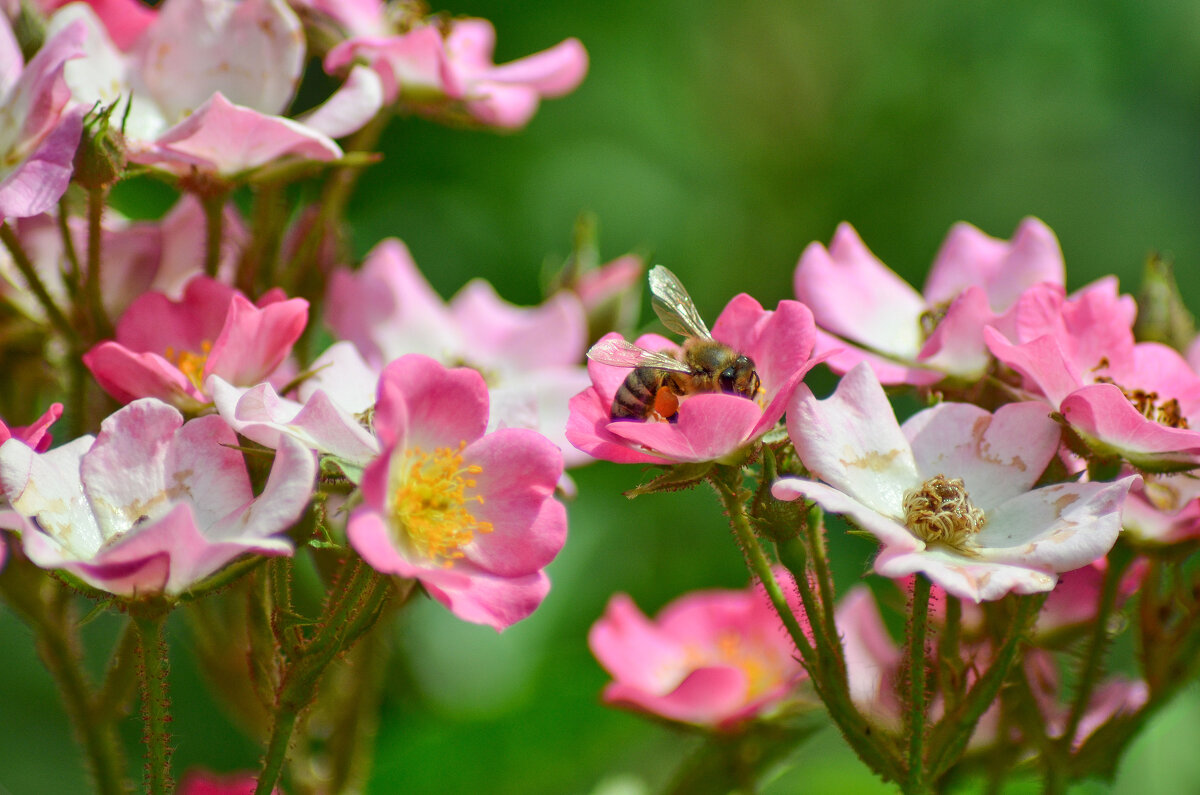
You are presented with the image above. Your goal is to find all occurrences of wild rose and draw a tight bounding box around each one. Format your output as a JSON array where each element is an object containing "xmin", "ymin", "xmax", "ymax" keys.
[
  {"xmin": 83, "ymin": 276, "xmax": 307, "ymax": 412},
  {"xmin": 45, "ymin": 0, "xmax": 369, "ymax": 178},
  {"xmin": 567, "ymin": 289, "xmax": 816, "ymax": 465},
  {"xmin": 589, "ymin": 576, "xmax": 807, "ymax": 729},
  {"xmin": 794, "ymin": 218, "xmax": 1063, "ymax": 386},
  {"xmin": 346, "ymin": 355, "xmax": 566, "ymax": 630},
  {"xmin": 326, "ymin": 238, "xmax": 592, "ymax": 467},
  {"xmin": 0, "ymin": 16, "xmax": 85, "ymax": 221},
  {"xmin": 985, "ymin": 279, "xmax": 1200, "ymax": 471},
  {"xmin": 0, "ymin": 399, "xmax": 315, "ymax": 596},
  {"xmin": 772, "ymin": 363, "xmax": 1137, "ymax": 602},
  {"xmin": 324, "ymin": 14, "xmax": 587, "ymax": 129}
]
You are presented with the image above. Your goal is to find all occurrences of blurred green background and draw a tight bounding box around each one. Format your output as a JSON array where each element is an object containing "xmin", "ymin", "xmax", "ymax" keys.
[{"xmin": 7, "ymin": 0, "xmax": 1200, "ymax": 792}]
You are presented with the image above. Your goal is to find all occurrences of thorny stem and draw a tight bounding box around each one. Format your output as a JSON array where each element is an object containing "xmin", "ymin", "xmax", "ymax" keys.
[
  {"xmin": 937, "ymin": 596, "xmax": 963, "ymax": 711},
  {"xmin": 58, "ymin": 197, "xmax": 82, "ymax": 296},
  {"xmin": 906, "ymin": 576, "xmax": 932, "ymax": 792},
  {"xmin": 202, "ymin": 193, "xmax": 226, "ymax": 278},
  {"xmin": 134, "ymin": 609, "xmax": 173, "ymax": 795},
  {"xmin": 710, "ymin": 466, "xmax": 900, "ymax": 783},
  {"xmin": 806, "ymin": 505, "xmax": 843, "ymax": 674},
  {"xmin": 0, "ymin": 562, "xmax": 126, "ymax": 795},
  {"xmin": 0, "ymin": 222, "xmax": 76, "ymax": 343},
  {"xmin": 85, "ymin": 186, "xmax": 113, "ymax": 339}
]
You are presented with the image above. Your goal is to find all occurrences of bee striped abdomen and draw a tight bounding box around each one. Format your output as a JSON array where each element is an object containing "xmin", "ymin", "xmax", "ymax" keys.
[{"xmin": 612, "ymin": 367, "xmax": 670, "ymax": 419}]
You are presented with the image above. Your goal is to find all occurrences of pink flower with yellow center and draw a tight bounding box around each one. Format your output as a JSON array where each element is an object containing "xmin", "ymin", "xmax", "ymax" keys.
[
  {"xmin": 82, "ymin": 275, "xmax": 307, "ymax": 412},
  {"xmin": 588, "ymin": 575, "xmax": 807, "ymax": 729},
  {"xmin": 347, "ymin": 355, "xmax": 566, "ymax": 630}
]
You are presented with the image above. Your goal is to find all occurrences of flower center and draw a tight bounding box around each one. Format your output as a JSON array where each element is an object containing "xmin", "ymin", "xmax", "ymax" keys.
[
  {"xmin": 918, "ymin": 301, "xmax": 951, "ymax": 341},
  {"xmin": 163, "ymin": 341, "xmax": 213, "ymax": 391},
  {"xmin": 902, "ymin": 474, "xmax": 986, "ymax": 551},
  {"xmin": 1093, "ymin": 376, "xmax": 1189, "ymax": 429},
  {"xmin": 680, "ymin": 632, "xmax": 784, "ymax": 699},
  {"xmin": 389, "ymin": 441, "xmax": 493, "ymax": 566}
]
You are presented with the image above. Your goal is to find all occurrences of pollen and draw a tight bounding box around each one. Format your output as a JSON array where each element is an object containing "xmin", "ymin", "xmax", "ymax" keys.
[
  {"xmin": 389, "ymin": 441, "xmax": 492, "ymax": 566},
  {"xmin": 163, "ymin": 340, "xmax": 213, "ymax": 391},
  {"xmin": 903, "ymin": 474, "xmax": 986, "ymax": 551}
]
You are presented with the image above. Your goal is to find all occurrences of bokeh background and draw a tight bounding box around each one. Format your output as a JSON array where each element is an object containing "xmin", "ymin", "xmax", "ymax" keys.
[{"xmin": 6, "ymin": 0, "xmax": 1200, "ymax": 792}]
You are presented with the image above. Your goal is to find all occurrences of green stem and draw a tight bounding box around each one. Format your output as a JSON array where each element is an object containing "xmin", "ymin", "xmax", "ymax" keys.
[
  {"xmin": 85, "ymin": 186, "xmax": 113, "ymax": 339},
  {"xmin": 928, "ymin": 593, "xmax": 1045, "ymax": 780},
  {"xmin": 710, "ymin": 467, "xmax": 899, "ymax": 783},
  {"xmin": 1060, "ymin": 546, "xmax": 1131, "ymax": 748},
  {"xmin": 201, "ymin": 193, "xmax": 226, "ymax": 278},
  {"xmin": 57, "ymin": 197, "xmax": 82, "ymax": 299},
  {"xmin": 0, "ymin": 564, "xmax": 126, "ymax": 795},
  {"xmin": 806, "ymin": 506, "xmax": 843, "ymax": 673},
  {"xmin": 937, "ymin": 596, "xmax": 963, "ymax": 711},
  {"xmin": 135, "ymin": 611, "xmax": 173, "ymax": 795},
  {"xmin": 906, "ymin": 576, "xmax": 932, "ymax": 791},
  {"xmin": 0, "ymin": 222, "xmax": 76, "ymax": 343},
  {"xmin": 255, "ymin": 706, "xmax": 299, "ymax": 795}
]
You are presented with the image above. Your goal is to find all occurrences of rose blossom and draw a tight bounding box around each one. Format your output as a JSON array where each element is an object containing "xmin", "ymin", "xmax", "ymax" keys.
[
  {"xmin": 83, "ymin": 276, "xmax": 307, "ymax": 412},
  {"xmin": 0, "ymin": 399, "xmax": 315, "ymax": 596},
  {"xmin": 794, "ymin": 218, "xmax": 1063, "ymax": 386},
  {"xmin": 772, "ymin": 363, "xmax": 1138, "ymax": 601},
  {"xmin": 567, "ymin": 290, "xmax": 816, "ymax": 465},
  {"xmin": 589, "ymin": 575, "xmax": 807, "ymax": 729},
  {"xmin": 346, "ymin": 355, "xmax": 566, "ymax": 630}
]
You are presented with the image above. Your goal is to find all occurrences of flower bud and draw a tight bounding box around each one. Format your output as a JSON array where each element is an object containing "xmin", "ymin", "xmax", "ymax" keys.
[{"xmin": 73, "ymin": 100, "xmax": 128, "ymax": 190}]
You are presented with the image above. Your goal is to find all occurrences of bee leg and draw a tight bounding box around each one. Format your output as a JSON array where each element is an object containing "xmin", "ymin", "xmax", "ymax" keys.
[{"xmin": 652, "ymin": 386, "xmax": 680, "ymax": 423}]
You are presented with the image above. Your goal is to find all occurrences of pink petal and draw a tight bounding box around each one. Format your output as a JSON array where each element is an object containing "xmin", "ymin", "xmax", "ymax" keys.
[
  {"xmin": 298, "ymin": 64, "xmax": 384, "ymax": 139},
  {"xmin": 606, "ymin": 393, "xmax": 763, "ymax": 462},
  {"xmin": 483, "ymin": 37, "xmax": 588, "ymax": 97},
  {"xmin": 0, "ymin": 107, "xmax": 83, "ymax": 219},
  {"xmin": 564, "ymin": 387, "xmax": 673, "ymax": 466},
  {"xmin": 811, "ymin": 328, "xmax": 942, "ymax": 387},
  {"xmin": 875, "ymin": 546, "xmax": 1058, "ymax": 603},
  {"xmin": 915, "ymin": 287, "xmax": 996, "ymax": 380},
  {"xmin": 793, "ymin": 223, "xmax": 926, "ymax": 359},
  {"xmin": 134, "ymin": 0, "xmax": 303, "ymax": 120},
  {"xmin": 786, "ymin": 364, "xmax": 919, "ymax": 516},
  {"xmin": 602, "ymin": 667, "xmax": 749, "ymax": 726},
  {"xmin": 418, "ymin": 566, "xmax": 552, "ymax": 631},
  {"xmin": 82, "ymin": 343, "xmax": 203, "ymax": 407},
  {"xmin": 923, "ymin": 217, "xmax": 1064, "ymax": 311},
  {"xmin": 133, "ymin": 92, "xmax": 341, "ymax": 176},
  {"xmin": 902, "ymin": 401, "xmax": 1060, "ymax": 508},
  {"xmin": 373, "ymin": 355, "xmax": 489, "ymax": 451},
  {"xmin": 205, "ymin": 293, "xmax": 308, "ymax": 387},
  {"xmin": 984, "ymin": 327, "xmax": 1082, "ymax": 407},
  {"xmin": 209, "ymin": 433, "xmax": 315, "ymax": 543},
  {"xmin": 462, "ymin": 428, "xmax": 565, "ymax": 576},
  {"xmin": 771, "ymin": 477, "xmax": 923, "ymax": 552},
  {"xmin": 1060, "ymin": 384, "xmax": 1200, "ymax": 470},
  {"xmin": 450, "ymin": 280, "xmax": 586, "ymax": 371}
]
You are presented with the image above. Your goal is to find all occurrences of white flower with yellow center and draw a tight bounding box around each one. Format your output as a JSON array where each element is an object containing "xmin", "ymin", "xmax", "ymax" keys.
[{"xmin": 772, "ymin": 364, "xmax": 1138, "ymax": 602}]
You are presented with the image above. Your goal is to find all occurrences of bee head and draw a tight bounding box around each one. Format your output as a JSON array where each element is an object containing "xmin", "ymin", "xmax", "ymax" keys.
[{"xmin": 719, "ymin": 354, "xmax": 760, "ymax": 399}]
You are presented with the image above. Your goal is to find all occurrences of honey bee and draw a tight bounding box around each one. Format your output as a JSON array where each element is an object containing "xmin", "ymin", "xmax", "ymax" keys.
[{"xmin": 587, "ymin": 266, "xmax": 761, "ymax": 421}]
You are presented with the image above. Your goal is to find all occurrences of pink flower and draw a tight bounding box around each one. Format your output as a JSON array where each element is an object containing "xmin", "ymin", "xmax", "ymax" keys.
[
  {"xmin": 325, "ymin": 15, "xmax": 587, "ymax": 129},
  {"xmin": 83, "ymin": 276, "xmax": 308, "ymax": 411},
  {"xmin": 178, "ymin": 770, "xmax": 278, "ymax": 795},
  {"xmin": 0, "ymin": 16, "xmax": 85, "ymax": 221},
  {"xmin": 346, "ymin": 355, "xmax": 566, "ymax": 630},
  {"xmin": 0, "ymin": 403, "xmax": 62, "ymax": 453},
  {"xmin": 1121, "ymin": 473, "xmax": 1200, "ymax": 546},
  {"xmin": 773, "ymin": 364, "xmax": 1138, "ymax": 601},
  {"xmin": 589, "ymin": 578, "xmax": 807, "ymax": 729},
  {"xmin": 985, "ymin": 279, "xmax": 1200, "ymax": 471},
  {"xmin": 46, "ymin": 0, "xmax": 368, "ymax": 176},
  {"xmin": 0, "ymin": 399, "xmax": 315, "ymax": 596},
  {"xmin": 326, "ymin": 238, "xmax": 592, "ymax": 467},
  {"xmin": 794, "ymin": 218, "xmax": 1063, "ymax": 386},
  {"xmin": 567, "ymin": 294, "xmax": 817, "ymax": 465}
]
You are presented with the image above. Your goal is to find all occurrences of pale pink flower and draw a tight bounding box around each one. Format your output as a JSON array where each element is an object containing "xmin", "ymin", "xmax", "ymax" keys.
[
  {"xmin": 46, "ymin": 0, "xmax": 372, "ymax": 176},
  {"xmin": 0, "ymin": 399, "xmax": 315, "ymax": 596},
  {"xmin": 1121, "ymin": 473, "xmax": 1200, "ymax": 546},
  {"xmin": 326, "ymin": 238, "xmax": 591, "ymax": 467},
  {"xmin": 83, "ymin": 276, "xmax": 308, "ymax": 411},
  {"xmin": 773, "ymin": 364, "xmax": 1137, "ymax": 602},
  {"xmin": 589, "ymin": 577, "xmax": 807, "ymax": 729},
  {"xmin": 567, "ymin": 297, "xmax": 817, "ymax": 465},
  {"xmin": 346, "ymin": 355, "xmax": 566, "ymax": 630},
  {"xmin": 324, "ymin": 15, "xmax": 587, "ymax": 129},
  {"xmin": 0, "ymin": 16, "xmax": 85, "ymax": 221},
  {"xmin": 794, "ymin": 218, "xmax": 1063, "ymax": 386},
  {"xmin": 985, "ymin": 279, "xmax": 1200, "ymax": 471},
  {"xmin": 0, "ymin": 403, "xmax": 62, "ymax": 453}
]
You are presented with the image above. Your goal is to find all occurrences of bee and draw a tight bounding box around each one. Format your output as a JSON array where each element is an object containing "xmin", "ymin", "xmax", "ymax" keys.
[{"xmin": 587, "ymin": 265, "xmax": 760, "ymax": 421}]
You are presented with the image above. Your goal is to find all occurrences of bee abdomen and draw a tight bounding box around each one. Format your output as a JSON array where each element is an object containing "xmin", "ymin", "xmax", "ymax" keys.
[{"xmin": 612, "ymin": 367, "xmax": 665, "ymax": 419}]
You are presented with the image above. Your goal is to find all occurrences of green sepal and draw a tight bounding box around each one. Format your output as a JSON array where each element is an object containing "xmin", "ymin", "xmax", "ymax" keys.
[{"xmin": 624, "ymin": 461, "xmax": 715, "ymax": 498}]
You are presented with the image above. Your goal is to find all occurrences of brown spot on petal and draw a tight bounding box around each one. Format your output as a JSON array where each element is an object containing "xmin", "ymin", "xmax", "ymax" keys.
[
  {"xmin": 973, "ymin": 414, "xmax": 1029, "ymax": 472},
  {"xmin": 844, "ymin": 448, "xmax": 902, "ymax": 472},
  {"xmin": 1053, "ymin": 493, "xmax": 1080, "ymax": 515}
]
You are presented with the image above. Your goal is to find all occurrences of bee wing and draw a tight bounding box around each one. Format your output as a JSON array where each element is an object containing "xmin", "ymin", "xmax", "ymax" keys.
[
  {"xmin": 649, "ymin": 265, "xmax": 713, "ymax": 340},
  {"xmin": 586, "ymin": 338, "xmax": 692, "ymax": 373}
]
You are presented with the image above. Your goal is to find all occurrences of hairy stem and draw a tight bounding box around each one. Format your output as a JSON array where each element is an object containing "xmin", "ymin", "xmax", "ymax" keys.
[
  {"xmin": 135, "ymin": 611, "xmax": 173, "ymax": 795},
  {"xmin": 906, "ymin": 576, "xmax": 932, "ymax": 791}
]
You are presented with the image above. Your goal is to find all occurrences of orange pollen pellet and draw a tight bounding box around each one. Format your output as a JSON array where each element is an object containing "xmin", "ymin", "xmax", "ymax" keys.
[
  {"xmin": 389, "ymin": 440, "xmax": 492, "ymax": 567},
  {"xmin": 163, "ymin": 340, "xmax": 213, "ymax": 391}
]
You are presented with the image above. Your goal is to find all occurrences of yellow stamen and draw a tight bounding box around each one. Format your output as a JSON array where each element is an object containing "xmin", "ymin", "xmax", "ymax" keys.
[
  {"xmin": 903, "ymin": 474, "xmax": 986, "ymax": 552},
  {"xmin": 163, "ymin": 340, "xmax": 213, "ymax": 391},
  {"xmin": 389, "ymin": 440, "xmax": 492, "ymax": 566}
]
